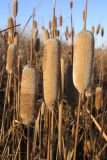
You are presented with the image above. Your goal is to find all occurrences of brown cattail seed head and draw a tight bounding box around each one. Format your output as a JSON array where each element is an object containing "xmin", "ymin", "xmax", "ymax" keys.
[
  {"xmin": 42, "ymin": 28, "xmax": 49, "ymax": 44},
  {"xmin": 96, "ymin": 24, "xmax": 101, "ymax": 35},
  {"xmin": 12, "ymin": 0, "xmax": 18, "ymax": 17},
  {"xmin": 52, "ymin": 16, "xmax": 57, "ymax": 29},
  {"xmin": 8, "ymin": 17, "xmax": 14, "ymax": 35},
  {"xmin": 6, "ymin": 44, "xmax": 16, "ymax": 74},
  {"xmin": 73, "ymin": 29, "xmax": 94, "ymax": 93},
  {"xmin": 33, "ymin": 20, "xmax": 37, "ymax": 29},
  {"xmin": 101, "ymin": 27, "xmax": 104, "ymax": 37},
  {"xmin": 8, "ymin": 17, "xmax": 14, "ymax": 44},
  {"xmin": 20, "ymin": 67, "xmax": 36, "ymax": 126},
  {"xmin": 59, "ymin": 15, "xmax": 63, "ymax": 26},
  {"xmin": 91, "ymin": 26, "xmax": 95, "ymax": 34},
  {"xmin": 95, "ymin": 87, "xmax": 102, "ymax": 110},
  {"xmin": 49, "ymin": 21, "xmax": 52, "ymax": 30},
  {"xmin": 34, "ymin": 38, "xmax": 40, "ymax": 52},
  {"xmin": 70, "ymin": 0, "xmax": 73, "ymax": 9},
  {"xmin": 43, "ymin": 39, "xmax": 60, "ymax": 110}
]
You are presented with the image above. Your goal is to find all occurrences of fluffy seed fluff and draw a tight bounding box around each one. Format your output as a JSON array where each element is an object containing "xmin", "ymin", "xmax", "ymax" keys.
[
  {"xmin": 73, "ymin": 29, "xmax": 94, "ymax": 93},
  {"xmin": 6, "ymin": 44, "xmax": 16, "ymax": 74},
  {"xmin": 43, "ymin": 39, "xmax": 60, "ymax": 110},
  {"xmin": 42, "ymin": 28, "xmax": 49, "ymax": 44},
  {"xmin": 20, "ymin": 67, "xmax": 36, "ymax": 126}
]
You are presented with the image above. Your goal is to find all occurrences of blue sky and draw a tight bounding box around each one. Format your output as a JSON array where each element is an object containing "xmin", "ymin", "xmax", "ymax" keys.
[{"xmin": 0, "ymin": 0, "xmax": 107, "ymax": 46}]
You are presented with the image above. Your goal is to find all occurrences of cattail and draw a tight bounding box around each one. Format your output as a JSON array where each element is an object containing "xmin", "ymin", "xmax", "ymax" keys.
[
  {"xmin": 70, "ymin": 0, "xmax": 73, "ymax": 9},
  {"xmin": 52, "ymin": 16, "xmax": 57, "ymax": 29},
  {"xmin": 12, "ymin": 0, "xmax": 18, "ymax": 17},
  {"xmin": 14, "ymin": 32, "xmax": 18, "ymax": 46},
  {"xmin": 43, "ymin": 39, "xmax": 60, "ymax": 110},
  {"xmin": 33, "ymin": 20, "xmax": 37, "ymax": 29},
  {"xmin": 8, "ymin": 17, "xmax": 14, "ymax": 44},
  {"xmin": 20, "ymin": 67, "xmax": 36, "ymax": 126},
  {"xmin": 59, "ymin": 15, "xmax": 63, "ymax": 26},
  {"xmin": 91, "ymin": 26, "xmax": 95, "ymax": 34},
  {"xmin": 6, "ymin": 44, "xmax": 16, "ymax": 74},
  {"xmin": 73, "ymin": 29, "xmax": 94, "ymax": 93},
  {"xmin": 34, "ymin": 38, "xmax": 40, "ymax": 52},
  {"xmin": 33, "ymin": 28, "xmax": 38, "ymax": 40},
  {"xmin": 101, "ymin": 27, "xmax": 104, "ymax": 37},
  {"xmin": 49, "ymin": 21, "xmax": 52, "ymax": 30},
  {"xmin": 95, "ymin": 86, "xmax": 102, "ymax": 110},
  {"xmin": 42, "ymin": 28, "xmax": 49, "ymax": 44},
  {"xmin": 8, "ymin": 17, "xmax": 14, "ymax": 37},
  {"xmin": 61, "ymin": 58, "xmax": 64, "ymax": 96},
  {"xmin": 96, "ymin": 24, "xmax": 101, "ymax": 35}
]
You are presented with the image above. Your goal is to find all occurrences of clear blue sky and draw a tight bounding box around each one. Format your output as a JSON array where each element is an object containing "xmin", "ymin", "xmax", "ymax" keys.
[{"xmin": 0, "ymin": 0, "xmax": 107, "ymax": 46}]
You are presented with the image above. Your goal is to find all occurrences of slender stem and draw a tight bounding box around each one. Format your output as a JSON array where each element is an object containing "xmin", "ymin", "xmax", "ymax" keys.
[
  {"xmin": 58, "ymin": 103, "xmax": 63, "ymax": 159},
  {"xmin": 50, "ymin": 110, "xmax": 54, "ymax": 160},
  {"xmin": 47, "ymin": 111, "xmax": 51, "ymax": 160},
  {"xmin": 73, "ymin": 93, "xmax": 82, "ymax": 160},
  {"xmin": 27, "ymin": 127, "xmax": 30, "ymax": 160}
]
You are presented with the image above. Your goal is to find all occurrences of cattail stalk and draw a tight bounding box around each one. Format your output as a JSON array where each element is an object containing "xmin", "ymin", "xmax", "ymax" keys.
[
  {"xmin": 27, "ymin": 127, "xmax": 30, "ymax": 160},
  {"xmin": 61, "ymin": 58, "xmax": 64, "ymax": 96},
  {"xmin": 58, "ymin": 103, "xmax": 63, "ymax": 159},
  {"xmin": 73, "ymin": 94, "xmax": 82, "ymax": 160}
]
